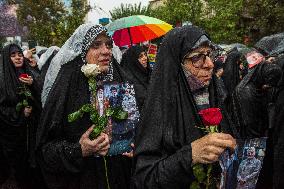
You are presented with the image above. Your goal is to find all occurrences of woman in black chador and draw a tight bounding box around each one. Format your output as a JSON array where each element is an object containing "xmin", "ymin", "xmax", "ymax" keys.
[
  {"xmin": 229, "ymin": 61, "xmax": 281, "ymax": 139},
  {"xmin": 36, "ymin": 24, "xmax": 132, "ymax": 189},
  {"xmin": 0, "ymin": 44, "xmax": 41, "ymax": 188},
  {"xmin": 121, "ymin": 45, "xmax": 151, "ymax": 111},
  {"xmin": 132, "ymin": 25, "xmax": 236, "ymax": 189}
]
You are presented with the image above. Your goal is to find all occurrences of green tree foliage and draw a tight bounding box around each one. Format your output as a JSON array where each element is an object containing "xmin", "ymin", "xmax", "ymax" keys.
[
  {"xmin": 0, "ymin": 36, "xmax": 6, "ymax": 50},
  {"xmin": 17, "ymin": 0, "xmax": 90, "ymax": 46},
  {"xmin": 56, "ymin": 0, "xmax": 90, "ymax": 45},
  {"xmin": 243, "ymin": 0, "xmax": 284, "ymax": 43},
  {"xmin": 110, "ymin": 2, "xmax": 151, "ymax": 20},
  {"xmin": 17, "ymin": 0, "xmax": 66, "ymax": 46},
  {"xmin": 201, "ymin": 0, "xmax": 245, "ymax": 44},
  {"xmin": 149, "ymin": 0, "xmax": 204, "ymax": 27}
]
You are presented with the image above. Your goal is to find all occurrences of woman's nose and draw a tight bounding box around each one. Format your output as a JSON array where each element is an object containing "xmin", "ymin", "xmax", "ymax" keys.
[{"xmin": 204, "ymin": 56, "xmax": 214, "ymax": 68}]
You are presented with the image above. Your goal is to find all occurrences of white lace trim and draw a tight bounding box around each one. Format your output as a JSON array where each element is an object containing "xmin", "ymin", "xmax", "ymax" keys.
[{"xmin": 37, "ymin": 46, "xmax": 60, "ymax": 70}]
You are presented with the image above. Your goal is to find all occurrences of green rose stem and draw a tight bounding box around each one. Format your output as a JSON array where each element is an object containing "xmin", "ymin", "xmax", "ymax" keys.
[
  {"xmin": 16, "ymin": 84, "xmax": 32, "ymax": 112},
  {"xmin": 206, "ymin": 164, "xmax": 212, "ymax": 189},
  {"xmin": 103, "ymin": 157, "xmax": 110, "ymax": 189},
  {"xmin": 68, "ymin": 76, "xmax": 128, "ymax": 189}
]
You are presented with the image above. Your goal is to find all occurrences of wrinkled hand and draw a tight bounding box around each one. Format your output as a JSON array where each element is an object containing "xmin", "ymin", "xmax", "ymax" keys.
[
  {"xmin": 19, "ymin": 76, "xmax": 33, "ymax": 85},
  {"xmin": 80, "ymin": 125, "xmax": 110, "ymax": 157},
  {"xmin": 191, "ymin": 133, "xmax": 236, "ymax": 165},
  {"xmin": 122, "ymin": 143, "xmax": 134, "ymax": 158},
  {"xmin": 24, "ymin": 106, "xmax": 32, "ymax": 117}
]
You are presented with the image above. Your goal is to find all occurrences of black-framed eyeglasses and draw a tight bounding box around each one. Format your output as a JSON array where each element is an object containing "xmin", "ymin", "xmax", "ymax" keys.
[{"xmin": 184, "ymin": 51, "xmax": 216, "ymax": 68}]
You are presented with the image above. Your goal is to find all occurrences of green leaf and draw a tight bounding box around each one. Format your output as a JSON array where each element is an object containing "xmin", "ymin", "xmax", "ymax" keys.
[
  {"xmin": 112, "ymin": 108, "xmax": 128, "ymax": 122},
  {"xmin": 16, "ymin": 102, "xmax": 23, "ymax": 112},
  {"xmin": 190, "ymin": 181, "xmax": 201, "ymax": 189},
  {"xmin": 81, "ymin": 104, "xmax": 93, "ymax": 113},
  {"xmin": 90, "ymin": 111, "xmax": 100, "ymax": 125},
  {"xmin": 98, "ymin": 116, "xmax": 108, "ymax": 128},
  {"xmin": 193, "ymin": 164, "xmax": 206, "ymax": 183},
  {"xmin": 105, "ymin": 108, "xmax": 114, "ymax": 117},
  {"xmin": 23, "ymin": 99, "xmax": 29, "ymax": 107},
  {"xmin": 89, "ymin": 126, "xmax": 103, "ymax": 140},
  {"xmin": 68, "ymin": 111, "xmax": 83, "ymax": 122},
  {"xmin": 24, "ymin": 90, "xmax": 32, "ymax": 97}
]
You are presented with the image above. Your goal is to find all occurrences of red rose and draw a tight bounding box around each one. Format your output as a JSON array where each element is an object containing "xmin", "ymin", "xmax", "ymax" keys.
[
  {"xmin": 19, "ymin": 73, "xmax": 29, "ymax": 79},
  {"xmin": 198, "ymin": 108, "xmax": 222, "ymax": 126}
]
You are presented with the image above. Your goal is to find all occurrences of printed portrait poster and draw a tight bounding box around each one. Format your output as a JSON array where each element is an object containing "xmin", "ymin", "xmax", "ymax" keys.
[
  {"xmin": 97, "ymin": 82, "xmax": 140, "ymax": 155},
  {"xmin": 245, "ymin": 50, "xmax": 265, "ymax": 68},
  {"xmin": 219, "ymin": 137, "xmax": 267, "ymax": 189}
]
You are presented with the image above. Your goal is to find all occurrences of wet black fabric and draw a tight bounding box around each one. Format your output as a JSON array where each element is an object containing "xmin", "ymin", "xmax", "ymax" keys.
[
  {"xmin": 120, "ymin": 46, "xmax": 151, "ymax": 111},
  {"xmin": 0, "ymin": 44, "xmax": 42, "ymax": 188},
  {"xmin": 254, "ymin": 33, "xmax": 284, "ymax": 56},
  {"xmin": 36, "ymin": 56, "xmax": 132, "ymax": 189},
  {"xmin": 229, "ymin": 62, "xmax": 281, "ymax": 139},
  {"xmin": 132, "ymin": 26, "xmax": 236, "ymax": 189},
  {"xmin": 222, "ymin": 48, "xmax": 242, "ymax": 97},
  {"xmin": 272, "ymin": 56, "xmax": 284, "ymax": 189}
]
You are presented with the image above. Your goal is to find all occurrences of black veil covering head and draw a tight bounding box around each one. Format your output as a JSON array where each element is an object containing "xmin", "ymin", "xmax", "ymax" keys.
[
  {"xmin": 121, "ymin": 45, "xmax": 151, "ymax": 87},
  {"xmin": 0, "ymin": 43, "xmax": 36, "ymax": 127},
  {"xmin": 120, "ymin": 45, "xmax": 151, "ymax": 111},
  {"xmin": 222, "ymin": 48, "xmax": 242, "ymax": 96},
  {"xmin": 132, "ymin": 25, "xmax": 235, "ymax": 189}
]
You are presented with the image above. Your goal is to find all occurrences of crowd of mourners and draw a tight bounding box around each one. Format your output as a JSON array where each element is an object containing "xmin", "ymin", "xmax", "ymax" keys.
[{"xmin": 0, "ymin": 23, "xmax": 284, "ymax": 189}]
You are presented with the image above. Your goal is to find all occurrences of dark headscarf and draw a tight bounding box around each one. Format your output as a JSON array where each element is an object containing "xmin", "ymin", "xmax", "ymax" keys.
[
  {"xmin": 222, "ymin": 48, "xmax": 242, "ymax": 96},
  {"xmin": 121, "ymin": 45, "xmax": 151, "ymax": 111},
  {"xmin": 133, "ymin": 26, "xmax": 234, "ymax": 189},
  {"xmin": 0, "ymin": 44, "xmax": 32, "ymax": 127},
  {"xmin": 254, "ymin": 32, "xmax": 284, "ymax": 56}
]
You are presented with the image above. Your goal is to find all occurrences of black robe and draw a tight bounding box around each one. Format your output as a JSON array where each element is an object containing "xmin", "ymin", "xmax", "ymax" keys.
[
  {"xmin": 132, "ymin": 26, "xmax": 236, "ymax": 189},
  {"xmin": 120, "ymin": 46, "xmax": 151, "ymax": 111},
  {"xmin": 272, "ymin": 56, "xmax": 284, "ymax": 189},
  {"xmin": 36, "ymin": 56, "xmax": 132, "ymax": 189}
]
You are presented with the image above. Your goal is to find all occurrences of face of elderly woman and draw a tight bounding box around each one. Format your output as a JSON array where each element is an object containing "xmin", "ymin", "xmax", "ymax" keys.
[
  {"xmin": 86, "ymin": 32, "xmax": 113, "ymax": 72},
  {"xmin": 183, "ymin": 46, "xmax": 214, "ymax": 85},
  {"xmin": 10, "ymin": 51, "xmax": 24, "ymax": 68}
]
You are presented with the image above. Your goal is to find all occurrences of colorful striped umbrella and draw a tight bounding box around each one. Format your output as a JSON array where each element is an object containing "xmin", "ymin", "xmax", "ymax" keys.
[{"xmin": 106, "ymin": 15, "xmax": 173, "ymax": 47}]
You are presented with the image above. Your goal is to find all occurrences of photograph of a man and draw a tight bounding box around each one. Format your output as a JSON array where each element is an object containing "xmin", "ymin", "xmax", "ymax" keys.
[{"xmin": 237, "ymin": 147, "xmax": 262, "ymax": 189}]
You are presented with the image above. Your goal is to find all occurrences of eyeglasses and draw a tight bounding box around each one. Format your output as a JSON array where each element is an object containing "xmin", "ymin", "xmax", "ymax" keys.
[
  {"xmin": 90, "ymin": 39, "xmax": 113, "ymax": 49},
  {"xmin": 184, "ymin": 51, "xmax": 215, "ymax": 68}
]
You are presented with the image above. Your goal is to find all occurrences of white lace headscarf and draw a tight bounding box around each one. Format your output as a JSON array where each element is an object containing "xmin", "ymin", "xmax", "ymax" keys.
[
  {"xmin": 37, "ymin": 46, "xmax": 60, "ymax": 70},
  {"xmin": 41, "ymin": 24, "xmax": 107, "ymax": 107}
]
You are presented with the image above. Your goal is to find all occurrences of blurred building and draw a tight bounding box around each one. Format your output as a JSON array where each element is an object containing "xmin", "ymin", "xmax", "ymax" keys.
[{"xmin": 0, "ymin": 2, "xmax": 23, "ymax": 46}]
